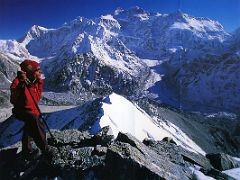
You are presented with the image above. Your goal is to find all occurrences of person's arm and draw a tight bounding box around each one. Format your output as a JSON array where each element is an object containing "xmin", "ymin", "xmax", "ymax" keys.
[
  {"xmin": 36, "ymin": 78, "xmax": 43, "ymax": 102},
  {"xmin": 10, "ymin": 71, "xmax": 27, "ymax": 105},
  {"xmin": 10, "ymin": 78, "xmax": 24, "ymax": 105}
]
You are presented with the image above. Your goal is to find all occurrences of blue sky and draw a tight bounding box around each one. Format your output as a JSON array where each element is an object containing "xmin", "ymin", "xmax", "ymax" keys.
[{"xmin": 0, "ymin": 0, "xmax": 239, "ymax": 40}]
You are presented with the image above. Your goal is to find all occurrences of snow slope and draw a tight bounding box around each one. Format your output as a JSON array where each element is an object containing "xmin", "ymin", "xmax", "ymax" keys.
[
  {"xmin": 91, "ymin": 93, "xmax": 205, "ymax": 154},
  {"xmin": 223, "ymin": 168, "xmax": 240, "ymax": 180},
  {"xmin": 0, "ymin": 40, "xmax": 37, "ymax": 61},
  {"xmin": 0, "ymin": 93, "xmax": 205, "ymax": 155}
]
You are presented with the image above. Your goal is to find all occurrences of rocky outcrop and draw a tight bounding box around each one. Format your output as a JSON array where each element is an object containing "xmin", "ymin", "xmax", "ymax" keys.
[
  {"xmin": 143, "ymin": 138, "xmax": 212, "ymax": 169},
  {"xmin": 44, "ymin": 52, "xmax": 149, "ymax": 98},
  {"xmin": 0, "ymin": 127, "xmax": 238, "ymax": 180},
  {"xmin": 206, "ymin": 153, "xmax": 240, "ymax": 171}
]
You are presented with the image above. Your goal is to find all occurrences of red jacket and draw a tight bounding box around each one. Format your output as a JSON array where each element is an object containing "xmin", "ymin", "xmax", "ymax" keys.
[{"xmin": 10, "ymin": 78, "xmax": 43, "ymax": 117}]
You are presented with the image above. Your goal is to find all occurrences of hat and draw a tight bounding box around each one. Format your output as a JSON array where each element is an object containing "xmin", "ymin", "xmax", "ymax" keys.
[{"xmin": 20, "ymin": 59, "xmax": 40, "ymax": 74}]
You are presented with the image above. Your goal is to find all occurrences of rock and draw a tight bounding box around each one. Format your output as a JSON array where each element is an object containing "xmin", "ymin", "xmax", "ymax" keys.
[
  {"xmin": 142, "ymin": 138, "xmax": 155, "ymax": 146},
  {"xmin": 200, "ymin": 168, "xmax": 236, "ymax": 180},
  {"xmin": 0, "ymin": 148, "xmax": 19, "ymax": 179},
  {"xmin": 105, "ymin": 141, "xmax": 191, "ymax": 180},
  {"xmin": 92, "ymin": 145, "xmax": 108, "ymax": 156},
  {"xmin": 145, "ymin": 139, "xmax": 212, "ymax": 170},
  {"xmin": 116, "ymin": 132, "xmax": 145, "ymax": 155},
  {"xmin": 48, "ymin": 129, "xmax": 93, "ymax": 147},
  {"xmin": 93, "ymin": 126, "xmax": 114, "ymax": 146},
  {"xmin": 1, "ymin": 128, "xmax": 232, "ymax": 180},
  {"xmin": 96, "ymin": 125, "xmax": 113, "ymax": 137},
  {"xmin": 206, "ymin": 153, "xmax": 240, "ymax": 171},
  {"xmin": 162, "ymin": 137, "xmax": 177, "ymax": 145},
  {"xmin": 233, "ymin": 123, "xmax": 240, "ymax": 136}
]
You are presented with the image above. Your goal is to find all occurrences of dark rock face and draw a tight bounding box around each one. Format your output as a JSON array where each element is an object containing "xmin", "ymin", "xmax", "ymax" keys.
[
  {"xmin": 44, "ymin": 53, "xmax": 149, "ymax": 98},
  {"xmin": 143, "ymin": 138, "xmax": 212, "ymax": 170},
  {"xmin": 200, "ymin": 168, "xmax": 236, "ymax": 180},
  {"xmin": 106, "ymin": 139, "xmax": 191, "ymax": 180},
  {"xmin": 0, "ymin": 128, "xmax": 238, "ymax": 180},
  {"xmin": 206, "ymin": 153, "xmax": 240, "ymax": 171}
]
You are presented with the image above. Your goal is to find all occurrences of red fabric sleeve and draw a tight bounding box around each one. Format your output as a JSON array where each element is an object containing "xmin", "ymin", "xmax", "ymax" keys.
[{"xmin": 10, "ymin": 78, "xmax": 25, "ymax": 105}]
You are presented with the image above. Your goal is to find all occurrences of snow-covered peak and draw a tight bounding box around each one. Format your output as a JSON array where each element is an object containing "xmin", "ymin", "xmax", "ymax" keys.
[
  {"xmin": 168, "ymin": 10, "xmax": 189, "ymax": 22},
  {"xmin": 0, "ymin": 92, "xmax": 205, "ymax": 154},
  {"xmin": 113, "ymin": 6, "xmax": 150, "ymax": 20},
  {"xmin": 63, "ymin": 16, "xmax": 95, "ymax": 28},
  {"xmin": 0, "ymin": 40, "xmax": 30, "ymax": 60},
  {"xmin": 90, "ymin": 93, "xmax": 205, "ymax": 154},
  {"xmin": 15, "ymin": 7, "xmax": 231, "ymax": 61},
  {"xmin": 30, "ymin": 25, "xmax": 49, "ymax": 34},
  {"xmin": 113, "ymin": 7, "xmax": 124, "ymax": 16},
  {"xmin": 20, "ymin": 25, "xmax": 50, "ymax": 46},
  {"xmin": 168, "ymin": 11, "xmax": 226, "ymax": 35},
  {"xmin": 99, "ymin": 14, "xmax": 121, "ymax": 31}
]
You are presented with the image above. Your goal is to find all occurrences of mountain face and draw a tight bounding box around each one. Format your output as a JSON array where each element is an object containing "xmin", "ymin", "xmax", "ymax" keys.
[
  {"xmin": 1, "ymin": 7, "xmax": 240, "ymax": 179},
  {"xmin": 227, "ymin": 27, "xmax": 240, "ymax": 54},
  {"xmin": 113, "ymin": 8, "xmax": 229, "ymax": 60},
  {"xmin": 0, "ymin": 6, "xmax": 239, "ymax": 112},
  {"xmin": 0, "ymin": 53, "xmax": 19, "ymax": 89},
  {"xmin": 21, "ymin": 7, "xmax": 230, "ymax": 61},
  {"xmin": 1, "ymin": 7, "xmax": 236, "ymax": 112},
  {"xmin": 170, "ymin": 53, "xmax": 240, "ymax": 112}
]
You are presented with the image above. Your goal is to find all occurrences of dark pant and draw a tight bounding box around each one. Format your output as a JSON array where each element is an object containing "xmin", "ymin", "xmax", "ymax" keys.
[{"xmin": 14, "ymin": 111, "xmax": 47, "ymax": 155}]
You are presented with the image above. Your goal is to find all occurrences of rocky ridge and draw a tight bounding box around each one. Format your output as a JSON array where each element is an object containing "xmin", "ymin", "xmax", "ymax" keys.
[{"xmin": 1, "ymin": 127, "xmax": 239, "ymax": 180}]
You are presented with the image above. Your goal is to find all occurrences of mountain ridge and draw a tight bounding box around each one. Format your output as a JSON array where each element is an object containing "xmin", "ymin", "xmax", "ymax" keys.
[{"xmin": 0, "ymin": 7, "xmax": 240, "ymax": 113}]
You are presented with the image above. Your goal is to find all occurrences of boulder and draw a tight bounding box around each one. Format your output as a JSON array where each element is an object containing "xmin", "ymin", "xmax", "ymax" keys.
[
  {"xmin": 145, "ymin": 139, "xmax": 212, "ymax": 170},
  {"xmin": 162, "ymin": 137, "xmax": 177, "ymax": 145},
  {"xmin": 200, "ymin": 168, "xmax": 236, "ymax": 180},
  {"xmin": 93, "ymin": 126, "xmax": 114, "ymax": 146},
  {"xmin": 113, "ymin": 132, "xmax": 192, "ymax": 180},
  {"xmin": 48, "ymin": 129, "xmax": 93, "ymax": 147},
  {"xmin": 105, "ymin": 142, "xmax": 191, "ymax": 180},
  {"xmin": 206, "ymin": 153, "xmax": 240, "ymax": 171}
]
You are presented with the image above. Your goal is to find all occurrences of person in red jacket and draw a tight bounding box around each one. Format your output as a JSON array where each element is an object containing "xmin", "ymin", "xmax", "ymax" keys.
[{"xmin": 10, "ymin": 59, "xmax": 48, "ymax": 160}]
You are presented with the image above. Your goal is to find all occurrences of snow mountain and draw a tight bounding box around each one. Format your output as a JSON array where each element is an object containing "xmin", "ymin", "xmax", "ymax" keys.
[
  {"xmin": 21, "ymin": 7, "xmax": 230, "ymax": 61},
  {"xmin": 0, "ymin": 6, "xmax": 239, "ymax": 112},
  {"xmin": 113, "ymin": 7, "xmax": 229, "ymax": 60},
  {"xmin": 227, "ymin": 27, "xmax": 240, "ymax": 54},
  {"xmin": 169, "ymin": 53, "xmax": 240, "ymax": 112},
  {"xmin": 0, "ymin": 7, "xmax": 240, "ymax": 177}
]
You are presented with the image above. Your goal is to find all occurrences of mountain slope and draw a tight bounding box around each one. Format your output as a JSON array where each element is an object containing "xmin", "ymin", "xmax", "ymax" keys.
[
  {"xmin": 0, "ymin": 7, "xmax": 239, "ymax": 113},
  {"xmin": 113, "ymin": 7, "xmax": 229, "ymax": 60},
  {"xmin": 0, "ymin": 93, "xmax": 206, "ymax": 154},
  {"xmin": 169, "ymin": 53, "xmax": 240, "ymax": 113},
  {"xmin": 21, "ymin": 7, "xmax": 230, "ymax": 61}
]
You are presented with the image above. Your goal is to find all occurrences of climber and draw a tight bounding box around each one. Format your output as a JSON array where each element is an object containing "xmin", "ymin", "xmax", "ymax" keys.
[{"xmin": 10, "ymin": 59, "xmax": 48, "ymax": 160}]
